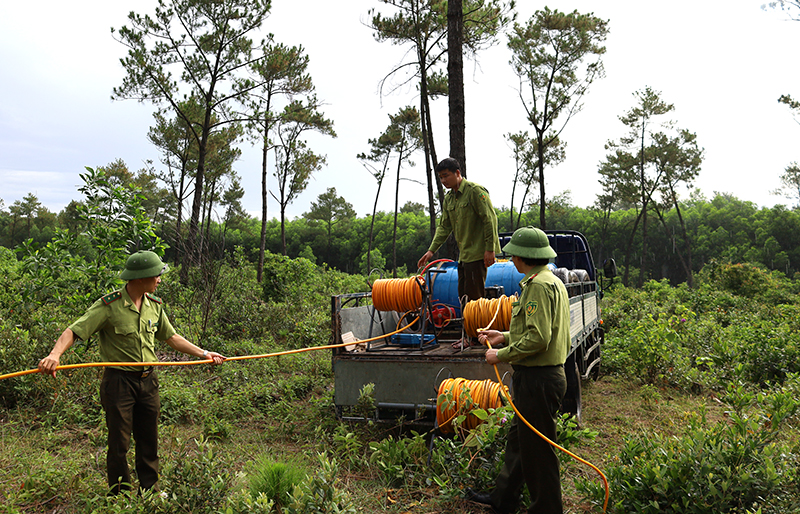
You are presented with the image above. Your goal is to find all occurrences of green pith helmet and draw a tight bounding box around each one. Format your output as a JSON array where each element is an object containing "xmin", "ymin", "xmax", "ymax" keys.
[
  {"xmin": 502, "ymin": 226, "xmax": 557, "ymax": 260},
  {"xmin": 119, "ymin": 250, "xmax": 169, "ymax": 280}
]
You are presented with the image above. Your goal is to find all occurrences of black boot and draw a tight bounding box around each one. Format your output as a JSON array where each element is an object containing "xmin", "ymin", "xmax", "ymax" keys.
[{"xmin": 464, "ymin": 488, "xmax": 512, "ymax": 514}]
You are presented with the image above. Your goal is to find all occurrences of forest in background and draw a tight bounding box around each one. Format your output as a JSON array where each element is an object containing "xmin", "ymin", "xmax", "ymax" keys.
[{"xmin": 2, "ymin": 163, "xmax": 800, "ymax": 288}]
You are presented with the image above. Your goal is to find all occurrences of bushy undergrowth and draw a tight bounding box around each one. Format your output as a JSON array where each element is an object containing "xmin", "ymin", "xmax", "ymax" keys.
[
  {"xmin": 577, "ymin": 380, "xmax": 800, "ymax": 514},
  {"xmin": 4, "ymin": 204, "xmax": 800, "ymax": 513},
  {"xmin": 589, "ymin": 262, "xmax": 800, "ymax": 513},
  {"xmin": 601, "ymin": 262, "xmax": 800, "ymax": 392}
]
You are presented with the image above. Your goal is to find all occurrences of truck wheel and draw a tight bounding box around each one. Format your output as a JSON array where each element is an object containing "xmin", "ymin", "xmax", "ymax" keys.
[{"xmin": 561, "ymin": 357, "xmax": 582, "ymax": 426}]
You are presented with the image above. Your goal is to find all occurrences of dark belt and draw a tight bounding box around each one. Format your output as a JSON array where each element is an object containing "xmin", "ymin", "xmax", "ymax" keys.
[
  {"xmin": 512, "ymin": 364, "xmax": 564, "ymax": 372},
  {"xmin": 109, "ymin": 366, "xmax": 155, "ymax": 379}
]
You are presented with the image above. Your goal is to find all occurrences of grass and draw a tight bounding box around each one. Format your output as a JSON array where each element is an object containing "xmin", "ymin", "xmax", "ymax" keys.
[
  {"xmin": 0, "ymin": 370, "xmax": 783, "ymax": 513},
  {"xmin": 559, "ymin": 376, "xmax": 729, "ymax": 513}
]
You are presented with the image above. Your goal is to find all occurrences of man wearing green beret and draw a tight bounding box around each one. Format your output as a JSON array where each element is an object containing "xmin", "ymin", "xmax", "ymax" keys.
[
  {"xmin": 38, "ymin": 250, "xmax": 225, "ymax": 494},
  {"xmin": 469, "ymin": 227, "xmax": 569, "ymax": 514}
]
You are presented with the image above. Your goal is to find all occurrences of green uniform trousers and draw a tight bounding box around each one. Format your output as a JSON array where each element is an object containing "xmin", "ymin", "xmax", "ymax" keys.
[
  {"xmin": 457, "ymin": 259, "xmax": 487, "ymax": 304},
  {"xmin": 491, "ymin": 365, "xmax": 567, "ymax": 514},
  {"xmin": 100, "ymin": 368, "xmax": 160, "ymax": 493}
]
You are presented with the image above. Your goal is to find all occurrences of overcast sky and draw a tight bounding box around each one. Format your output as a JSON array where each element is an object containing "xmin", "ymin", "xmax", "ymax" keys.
[{"xmin": 1, "ymin": 0, "xmax": 798, "ymax": 222}]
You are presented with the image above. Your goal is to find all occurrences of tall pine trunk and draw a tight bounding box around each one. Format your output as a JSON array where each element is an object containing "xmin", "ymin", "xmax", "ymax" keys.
[
  {"xmin": 447, "ymin": 0, "xmax": 466, "ymax": 176},
  {"xmin": 258, "ymin": 122, "xmax": 269, "ymax": 282},
  {"xmin": 392, "ymin": 143, "xmax": 406, "ymax": 278}
]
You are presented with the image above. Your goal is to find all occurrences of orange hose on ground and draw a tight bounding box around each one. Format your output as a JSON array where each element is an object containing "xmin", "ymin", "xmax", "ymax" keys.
[{"xmin": 436, "ymin": 377, "xmax": 508, "ymax": 433}]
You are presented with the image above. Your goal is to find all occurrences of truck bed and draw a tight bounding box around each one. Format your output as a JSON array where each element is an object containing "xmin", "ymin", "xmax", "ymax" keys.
[{"xmin": 332, "ymin": 299, "xmax": 513, "ymax": 422}]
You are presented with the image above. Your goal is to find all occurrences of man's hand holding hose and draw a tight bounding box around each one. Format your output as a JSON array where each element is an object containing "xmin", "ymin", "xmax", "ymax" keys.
[{"xmin": 478, "ymin": 329, "xmax": 504, "ymax": 364}]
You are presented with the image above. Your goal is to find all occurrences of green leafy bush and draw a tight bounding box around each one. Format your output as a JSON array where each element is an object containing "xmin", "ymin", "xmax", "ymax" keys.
[
  {"xmin": 428, "ymin": 406, "xmax": 512, "ymax": 497},
  {"xmin": 701, "ymin": 261, "xmax": 795, "ymax": 302},
  {"xmin": 285, "ymin": 453, "xmax": 356, "ymax": 514},
  {"xmin": 223, "ymin": 490, "xmax": 275, "ymax": 514},
  {"xmin": 17, "ymin": 167, "xmax": 166, "ymax": 308},
  {"xmin": 369, "ymin": 431, "xmax": 430, "ymax": 487},
  {"xmin": 158, "ymin": 375, "xmax": 201, "ymax": 425},
  {"xmin": 602, "ymin": 313, "xmax": 693, "ymax": 387},
  {"xmin": 577, "ymin": 384, "xmax": 799, "ymax": 514},
  {"xmin": 331, "ymin": 424, "xmax": 365, "ymax": 473},
  {"xmin": 159, "ymin": 437, "xmax": 231, "ymax": 514}
]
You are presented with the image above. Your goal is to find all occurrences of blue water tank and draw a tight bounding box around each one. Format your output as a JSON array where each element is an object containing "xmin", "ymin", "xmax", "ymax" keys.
[
  {"xmin": 486, "ymin": 260, "xmax": 524, "ymax": 297},
  {"xmin": 427, "ymin": 261, "xmax": 460, "ymax": 314},
  {"xmin": 426, "ymin": 261, "xmax": 523, "ymax": 316}
]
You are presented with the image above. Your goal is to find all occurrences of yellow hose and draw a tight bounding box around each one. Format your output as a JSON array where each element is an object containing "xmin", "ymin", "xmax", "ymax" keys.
[
  {"xmin": 436, "ymin": 377, "xmax": 508, "ymax": 433},
  {"xmin": 0, "ymin": 316, "xmax": 420, "ymax": 382},
  {"xmin": 463, "ymin": 296, "xmax": 514, "ymax": 337}
]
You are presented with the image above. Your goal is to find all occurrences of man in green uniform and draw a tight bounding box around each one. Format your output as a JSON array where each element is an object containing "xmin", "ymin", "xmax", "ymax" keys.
[
  {"xmin": 38, "ymin": 250, "xmax": 225, "ymax": 494},
  {"xmin": 469, "ymin": 226, "xmax": 569, "ymax": 514},
  {"xmin": 417, "ymin": 158, "xmax": 501, "ymax": 345}
]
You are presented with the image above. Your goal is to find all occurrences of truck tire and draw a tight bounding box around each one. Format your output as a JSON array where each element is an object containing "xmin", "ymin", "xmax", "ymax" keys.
[{"xmin": 561, "ymin": 356, "xmax": 582, "ymax": 426}]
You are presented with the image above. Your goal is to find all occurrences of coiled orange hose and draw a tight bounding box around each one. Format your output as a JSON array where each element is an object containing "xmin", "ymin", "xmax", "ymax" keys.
[
  {"xmin": 462, "ymin": 295, "xmax": 514, "ymax": 337},
  {"xmin": 436, "ymin": 377, "xmax": 509, "ymax": 433},
  {"xmin": 372, "ymin": 276, "xmax": 425, "ymax": 312}
]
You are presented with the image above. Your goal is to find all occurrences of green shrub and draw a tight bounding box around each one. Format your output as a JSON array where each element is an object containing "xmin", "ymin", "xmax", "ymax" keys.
[
  {"xmin": 160, "ymin": 437, "xmax": 231, "ymax": 514},
  {"xmin": 428, "ymin": 405, "xmax": 512, "ymax": 497},
  {"xmin": 331, "ymin": 424, "xmax": 365, "ymax": 473},
  {"xmin": 222, "ymin": 490, "xmax": 275, "ymax": 514},
  {"xmin": 602, "ymin": 313, "xmax": 693, "ymax": 387},
  {"xmin": 17, "ymin": 467, "xmax": 66, "ymax": 506},
  {"xmin": 285, "ymin": 453, "xmax": 355, "ymax": 514},
  {"xmin": 276, "ymin": 373, "xmax": 316, "ymax": 401},
  {"xmin": 577, "ymin": 385, "xmax": 799, "ymax": 514},
  {"xmin": 158, "ymin": 376, "xmax": 200, "ymax": 425},
  {"xmin": 86, "ymin": 488, "xmax": 167, "ymax": 514},
  {"xmin": 0, "ymin": 324, "xmax": 39, "ymax": 408},
  {"xmin": 733, "ymin": 320, "xmax": 800, "ymax": 386},
  {"xmin": 699, "ymin": 261, "xmax": 796, "ymax": 305},
  {"xmin": 202, "ymin": 415, "xmax": 233, "ymax": 442},
  {"xmin": 368, "ymin": 431, "xmax": 430, "ymax": 487}
]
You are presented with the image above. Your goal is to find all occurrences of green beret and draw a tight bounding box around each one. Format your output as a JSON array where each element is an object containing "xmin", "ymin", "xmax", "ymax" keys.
[
  {"xmin": 502, "ymin": 226, "xmax": 557, "ymax": 260},
  {"xmin": 119, "ymin": 250, "xmax": 169, "ymax": 280}
]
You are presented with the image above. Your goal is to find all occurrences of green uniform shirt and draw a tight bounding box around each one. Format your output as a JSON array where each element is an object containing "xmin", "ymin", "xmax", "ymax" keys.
[
  {"xmin": 496, "ymin": 265, "xmax": 570, "ymax": 367},
  {"xmin": 428, "ymin": 180, "xmax": 501, "ymax": 263},
  {"xmin": 69, "ymin": 287, "xmax": 177, "ymax": 371}
]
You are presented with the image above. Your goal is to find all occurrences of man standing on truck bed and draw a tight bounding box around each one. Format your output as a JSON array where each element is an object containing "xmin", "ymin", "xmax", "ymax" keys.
[
  {"xmin": 417, "ymin": 157, "xmax": 500, "ymax": 346},
  {"xmin": 470, "ymin": 226, "xmax": 570, "ymax": 514}
]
